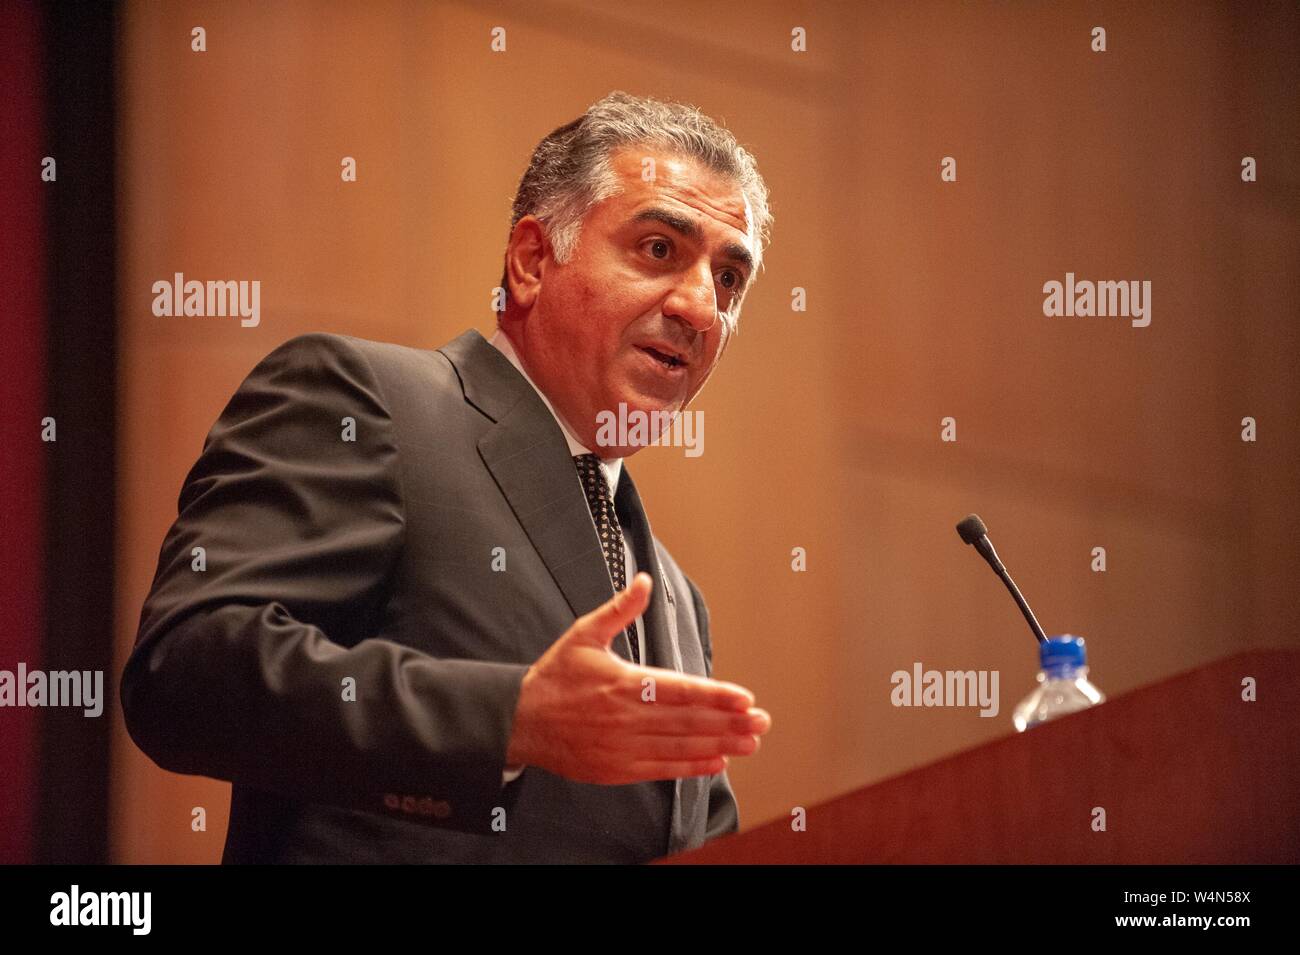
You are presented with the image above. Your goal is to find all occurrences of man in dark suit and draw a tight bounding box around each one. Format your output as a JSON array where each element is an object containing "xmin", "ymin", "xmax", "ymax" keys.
[{"xmin": 120, "ymin": 91, "xmax": 774, "ymax": 863}]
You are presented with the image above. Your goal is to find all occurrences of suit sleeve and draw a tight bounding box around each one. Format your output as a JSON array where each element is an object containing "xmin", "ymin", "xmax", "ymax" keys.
[
  {"xmin": 686, "ymin": 575, "xmax": 741, "ymax": 841},
  {"xmin": 120, "ymin": 332, "xmax": 527, "ymax": 834}
]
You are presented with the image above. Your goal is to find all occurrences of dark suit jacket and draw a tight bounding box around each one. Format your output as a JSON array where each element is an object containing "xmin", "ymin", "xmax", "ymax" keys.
[{"xmin": 120, "ymin": 328, "xmax": 739, "ymax": 863}]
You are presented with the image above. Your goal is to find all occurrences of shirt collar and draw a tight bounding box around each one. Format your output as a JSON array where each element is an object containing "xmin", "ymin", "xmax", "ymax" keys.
[{"xmin": 487, "ymin": 326, "xmax": 623, "ymax": 499}]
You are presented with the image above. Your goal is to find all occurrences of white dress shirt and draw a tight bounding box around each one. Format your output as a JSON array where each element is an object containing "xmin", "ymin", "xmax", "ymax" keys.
[{"xmin": 487, "ymin": 327, "xmax": 647, "ymax": 785}]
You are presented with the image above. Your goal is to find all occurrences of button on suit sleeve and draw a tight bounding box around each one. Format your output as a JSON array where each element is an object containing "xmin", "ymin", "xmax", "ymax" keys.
[{"xmin": 120, "ymin": 333, "xmax": 526, "ymax": 834}]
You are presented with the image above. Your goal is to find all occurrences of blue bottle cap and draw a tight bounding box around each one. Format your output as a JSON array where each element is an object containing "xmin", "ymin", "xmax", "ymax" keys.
[{"xmin": 1040, "ymin": 634, "xmax": 1087, "ymax": 675}]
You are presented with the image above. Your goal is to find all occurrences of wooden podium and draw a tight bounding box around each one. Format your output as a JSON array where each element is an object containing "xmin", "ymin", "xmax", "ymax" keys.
[{"xmin": 659, "ymin": 648, "xmax": 1299, "ymax": 864}]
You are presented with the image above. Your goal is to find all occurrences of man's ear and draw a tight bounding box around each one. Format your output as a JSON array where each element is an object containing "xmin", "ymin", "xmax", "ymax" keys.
[{"xmin": 505, "ymin": 215, "xmax": 548, "ymax": 310}]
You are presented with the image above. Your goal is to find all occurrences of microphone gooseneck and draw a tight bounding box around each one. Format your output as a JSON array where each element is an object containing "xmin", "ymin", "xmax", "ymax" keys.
[{"xmin": 955, "ymin": 513, "xmax": 1048, "ymax": 646}]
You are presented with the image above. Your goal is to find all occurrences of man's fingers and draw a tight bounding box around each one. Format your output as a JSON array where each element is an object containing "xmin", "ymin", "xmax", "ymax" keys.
[
  {"xmin": 622, "ymin": 757, "xmax": 728, "ymax": 782},
  {"xmin": 624, "ymin": 704, "xmax": 771, "ymax": 739},
  {"xmin": 626, "ymin": 733, "xmax": 759, "ymax": 761},
  {"xmin": 570, "ymin": 571, "xmax": 652, "ymax": 649},
  {"xmin": 635, "ymin": 668, "xmax": 755, "ymax": 711}
]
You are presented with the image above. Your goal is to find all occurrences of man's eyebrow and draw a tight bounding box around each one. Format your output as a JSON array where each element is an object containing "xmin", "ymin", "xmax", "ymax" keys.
[{"xmin": 630, "ymin": 207, "xmax": 754, "ymax": 281}]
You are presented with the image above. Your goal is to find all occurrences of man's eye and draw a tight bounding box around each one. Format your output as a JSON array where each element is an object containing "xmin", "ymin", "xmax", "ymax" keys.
[
  {"xmin": 718, "ymin": 269, "xmax": 739, "ymax": 290},
  {"xmin": 645, "ymin": 239, "xmax": 671, "ymax": 259}
]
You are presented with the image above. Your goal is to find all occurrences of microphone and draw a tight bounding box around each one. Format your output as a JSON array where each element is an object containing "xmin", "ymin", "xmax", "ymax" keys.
[{"xmin": 955, "ymin": 514, "xmax": 1048, "ymax": 645}]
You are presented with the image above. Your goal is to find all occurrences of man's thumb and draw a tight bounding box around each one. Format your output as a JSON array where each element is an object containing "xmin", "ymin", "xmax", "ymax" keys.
[{"xmin": 572, "ymin": 572, "xmax": 652, "ymax": 649}]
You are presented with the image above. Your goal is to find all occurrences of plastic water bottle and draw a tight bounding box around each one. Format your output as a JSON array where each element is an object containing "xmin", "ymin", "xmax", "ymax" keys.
[{"xmin": 1012, "ymin": 635, "xmax": 1105, "ymax": 732}]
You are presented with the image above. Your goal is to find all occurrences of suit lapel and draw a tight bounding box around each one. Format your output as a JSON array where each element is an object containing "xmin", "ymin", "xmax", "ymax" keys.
[
  {"xmin": 616, "ymin": 468, "xmax": 697, "ymax": 856},
  {"xmin": 439, "ymin": 330, "xmax": 682, "ymax": 653},
  {"xmin": 439, "ymin": 328, "xmax": 693, "ymax": 852},
  {"xmin": 441, "ymin": 328, "xmax": 701, "ymax": 851},
  {"xmin": 614, "ymin": 469, "xmax": 682, "ymax": 675},
  {"xmin": 440, "ymin": 329, "xmax": 613, "ymax": 622}
]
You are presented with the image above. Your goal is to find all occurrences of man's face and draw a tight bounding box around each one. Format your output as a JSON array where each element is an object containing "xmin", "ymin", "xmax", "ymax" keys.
[{"xmin": 506, "ymin": 145, "xmax": 755, "ymax": 457}]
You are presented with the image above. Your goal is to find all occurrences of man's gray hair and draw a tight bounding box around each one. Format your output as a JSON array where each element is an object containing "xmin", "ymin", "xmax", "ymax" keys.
[{"xmin": 500, "ymin": 90, "xmax": 773, "ymax": 316}]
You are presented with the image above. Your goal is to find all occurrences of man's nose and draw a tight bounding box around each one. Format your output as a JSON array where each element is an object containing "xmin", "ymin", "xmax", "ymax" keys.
[{"xmin": 663, "ymin": 261, "xmax": 719, "ymax": 333}]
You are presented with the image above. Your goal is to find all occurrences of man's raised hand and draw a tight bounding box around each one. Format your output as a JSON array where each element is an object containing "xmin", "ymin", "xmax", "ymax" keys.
[{"xmin": 505, "ymin": 572, "xmax": 771, "ymax": 785}]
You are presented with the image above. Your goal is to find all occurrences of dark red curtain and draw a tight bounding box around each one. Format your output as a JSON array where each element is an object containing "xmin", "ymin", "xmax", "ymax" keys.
[{"xmin": 0, "ymin": 0, "xmax": 46, "ymax": 865}]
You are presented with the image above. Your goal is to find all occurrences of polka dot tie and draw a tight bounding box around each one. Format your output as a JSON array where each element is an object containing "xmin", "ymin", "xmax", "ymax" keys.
[{"xmin": 573, "ymin": 453, "xmax": 639, "ymax": 664}]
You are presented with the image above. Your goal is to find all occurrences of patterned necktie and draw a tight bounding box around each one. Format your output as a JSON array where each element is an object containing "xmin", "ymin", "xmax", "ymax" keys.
[{"xmin": 573, "ymin": 453, "xmax": 639, "ymax": 664}]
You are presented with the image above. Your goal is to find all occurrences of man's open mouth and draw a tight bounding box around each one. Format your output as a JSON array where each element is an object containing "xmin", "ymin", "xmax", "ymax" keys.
[{"xmin": 638, "ymin": 345, "xmax": 685, "ymax": 369}]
